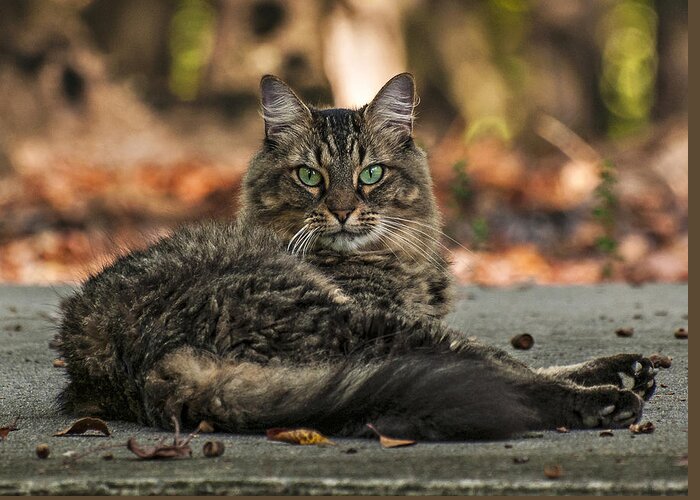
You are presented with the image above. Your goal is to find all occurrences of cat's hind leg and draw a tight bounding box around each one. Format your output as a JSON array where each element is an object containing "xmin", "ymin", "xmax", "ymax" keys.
[{"xmin": 536, "ymin": 354, "xmax": 657, "ymax": 401}]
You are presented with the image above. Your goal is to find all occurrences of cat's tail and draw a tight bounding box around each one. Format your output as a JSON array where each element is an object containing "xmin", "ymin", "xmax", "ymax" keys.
[{"xmin": 143, "ymin": 347, "xmax": 537, "ymax": 440}]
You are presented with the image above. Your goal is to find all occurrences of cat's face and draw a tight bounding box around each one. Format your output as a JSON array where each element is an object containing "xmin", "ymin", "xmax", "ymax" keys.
[{"xmin": 243, "ymin": 74, "xmax": 440, "ymax": 256}]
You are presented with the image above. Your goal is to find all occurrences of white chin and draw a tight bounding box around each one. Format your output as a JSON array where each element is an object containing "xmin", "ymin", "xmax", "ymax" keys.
[{"xmin": 321, "ymin": 231, "xmax": 377, "ymax": 253}]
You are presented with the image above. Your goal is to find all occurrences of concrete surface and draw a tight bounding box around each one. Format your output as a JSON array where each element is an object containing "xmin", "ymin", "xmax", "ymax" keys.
[{"xmin": 0, "ymin": 283, "xmax": 688, "ymax": 495}]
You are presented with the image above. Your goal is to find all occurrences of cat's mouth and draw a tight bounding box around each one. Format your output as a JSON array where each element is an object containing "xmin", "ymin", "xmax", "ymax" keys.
[{"xmin": 318, "ymin": 227, "xmax": 378, "ymax": 253}]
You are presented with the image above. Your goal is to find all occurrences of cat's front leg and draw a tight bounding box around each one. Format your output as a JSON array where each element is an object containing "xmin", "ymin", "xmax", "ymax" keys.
[{"xmin": 536, "ymin": 354, "xmax": 657, "ymax": 401}]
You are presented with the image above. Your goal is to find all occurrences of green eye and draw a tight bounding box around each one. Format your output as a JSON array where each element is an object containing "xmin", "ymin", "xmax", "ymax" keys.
[
  {"xmin": 297, "ymin": 166, "xmax": 322, "ymax": 187},
  {"xmin": 359, "ymin": 164, "xmax": 384, "ymax": 185}
]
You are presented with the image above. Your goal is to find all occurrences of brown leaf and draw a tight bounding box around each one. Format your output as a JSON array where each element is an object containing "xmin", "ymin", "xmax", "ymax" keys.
[
  {"xmin": 52, "ymin": 358, "xmax": 66, "ymax": 368},
  {"xmin": 54, "ymin": 417, "xmax": 111, "ymax": 437},
  {"xmin": 197, "ymin": 420, "xmax": 215, "ymax": 433},
  {"xmin": 629, "ymin": 421, "xmax": 655, "ymax": 434},
  {"xmin": 544, "ymin": 464, "xmax": 563, "ymax": 479},
  {"xmin": 266, "ymin": 428, "xmax": 335, "ymax": 446},
  {"xmin": 510, "ymin": 333, "xmax": 534, "ymax": 350},
  {"xmin": 366, "ymin": 423, "xmax": 416, "ymax": 449},
  {"xmin": 127, "ymin": 437, "xmax": 192, "ymax": 459},
  {"xmin": 126, "ymin": 417, "xmax": 195, "ymax": 460},
  {"xmin": 202, "ymin": 440, "xmax": 225, "ymax": 457},
  {"xmin": 556, "ymin": 426, "xmax": 570, "ymax": 433},
  {"xmin": 648, "ymin": 354, "xmax": 672, "ymax": 369},
  {"xmin": 0, "ymin": 417, "xmax": 20, "ymax": 440}
]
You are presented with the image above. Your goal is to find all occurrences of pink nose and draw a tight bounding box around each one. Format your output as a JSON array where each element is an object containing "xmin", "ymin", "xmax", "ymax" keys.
[{"xmin": 331, "ymin": 209, "xmax": 353, "ymax": 223}]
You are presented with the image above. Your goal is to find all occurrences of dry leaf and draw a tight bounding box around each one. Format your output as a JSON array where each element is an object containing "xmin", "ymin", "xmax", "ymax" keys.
[
  {"xmin": 544, "ymin": 464, "xmax": 563, "ymax": 479},
  {"xmin": 126, "ymin": 417, "xmax": 194, "ymax": 459},
  {"xmin": 127, "ymin": 437, "xmax": 192, "ymax": 459},
  {"xmin": 0, "ymin": 417, "xmax": 20, "ymax": 440},
  {"xmin": 266, "ymin": 427, "xmax": 334, "ymax": 446},
  {"xmin": 202, "ymin": 440, "xmax": 225, "ymax": 457},
  {"xmin": 197, "ymin": 420, "xmax": 215, "ymax": 433},
  {"xmin": 366, "ymin": 423, "xmax": 416, "ymax": 448},
  {"xmin": 629, "ymin": 421, "xmax": 655, "ymax": 434},
  {"xmin": 52, "ymin": 358, "xmax": 66, "ymax": 368},
  {"xmin": 54, "ymin": 417, "xmax": 111, "ymax": 437},
  {"xmin": 556, "ymin": 426, "xmax": 570, "ymax": 433},
  {"xmin": 510, "ymin": 333, "xmax": 534, "ymax": 350}
]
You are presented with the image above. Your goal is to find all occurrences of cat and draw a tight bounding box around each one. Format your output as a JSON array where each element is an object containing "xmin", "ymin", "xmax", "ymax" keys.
[{"xmin": 54, "ymin": 73, "xmax": 657, "ymax": 440}]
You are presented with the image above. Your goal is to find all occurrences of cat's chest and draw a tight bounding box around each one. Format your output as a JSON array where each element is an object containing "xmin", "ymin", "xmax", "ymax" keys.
[{"xmin": 310, "ymin": 259, "xmax": 451, "ymax": 318}]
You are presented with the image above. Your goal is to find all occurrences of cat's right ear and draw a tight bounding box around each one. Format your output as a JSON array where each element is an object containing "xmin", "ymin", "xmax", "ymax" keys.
[{"xmin": 260, "ymin": 75, "xmax": 311, "ymax": 141}]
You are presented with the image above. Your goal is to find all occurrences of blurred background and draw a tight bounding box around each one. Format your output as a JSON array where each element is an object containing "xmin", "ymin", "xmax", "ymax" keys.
[{"xmin": 0, "ymin": 0, "xmax": 687, "ymax": 286}]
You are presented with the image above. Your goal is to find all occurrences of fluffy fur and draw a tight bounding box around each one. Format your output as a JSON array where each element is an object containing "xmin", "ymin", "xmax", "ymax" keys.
[{"xmin": 55, "ymin": 74, "xmax": 657, "ymax": 440}]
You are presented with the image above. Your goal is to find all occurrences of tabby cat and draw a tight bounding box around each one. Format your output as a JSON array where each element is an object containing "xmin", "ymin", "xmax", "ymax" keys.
[{"xmin": 55, "ymin": 74, "xmax": 657, "ymax": 440}]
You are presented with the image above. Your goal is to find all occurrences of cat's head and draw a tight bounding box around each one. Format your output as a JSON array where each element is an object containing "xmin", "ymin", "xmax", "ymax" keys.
[{"xmin": 242, "ymin": 73, "xmax": 440, "ymax": 257}]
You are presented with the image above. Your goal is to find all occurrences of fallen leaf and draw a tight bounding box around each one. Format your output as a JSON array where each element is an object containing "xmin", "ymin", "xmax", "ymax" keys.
[
  {"xmin": 266, "ymin": 427, "xmax": 335, "ymax": 446},
  {"xmin": 615, "ymin": 327, "xmax": 634, "ymax": 337},
  {"xmin": 0, "ymin": 417, "xmax": 20, "ymax": 440},
  {"xmin": 544, "ymin": 464, "xmax": 563, "ymax": 479},
  {"xmin": 126, "ymin": 417, "xmax": 194, "ymax": 459},
  {"xmin": 197, "ymin": 420, "xmax": 215, "ymax": 433},
  {"xmin": 510, "ymin": 333, "xmax": 534, "ymax": 350},
  {"xmin": 556, "ymin": 426, "xmax": 570, "ymax": 433},
  {"xmin": 202, "ymin": 440, "xmax": 225, "ymax": 457},
  {"xmin": 366, "ymin": 423, "xmax": 416, "ymax": 448},
  {"xmin": 629, "ymin": 421, "xmax": 655, "ymax": 434},
  {"xmin": 648, "ymin": 354, "xmax": 672, "ymax": 368},
  {"xmin": 52, "ymin": 358, "xmax": 66, "ymax": 368},
  {"xmin": 35, "ymin": 443, "xmax": 50, "ymax": 459},
  {"xmin": 674, "ymin": 327, "xmax": 688, "ymax": 339},
  {"xmin": 54, "ymin": 417, "xmax": 111, "ymax": 437}
]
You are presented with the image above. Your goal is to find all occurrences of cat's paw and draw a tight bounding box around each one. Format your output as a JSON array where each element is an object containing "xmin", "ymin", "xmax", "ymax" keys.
[
  {"xmin": 559, "ymin": 354, "xmax": 658, "ymax": 401},
  {"xmin": 576, "ymin": 386, "xmax": 644, "ymax": 428},
  {"xmin": 617, "ymin": 354, "xmax": 657, "ymax": 401}
]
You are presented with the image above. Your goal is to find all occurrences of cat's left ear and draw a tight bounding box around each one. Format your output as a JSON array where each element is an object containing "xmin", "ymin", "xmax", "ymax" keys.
[
  {"xmin": 260, "ymin": 75, "xmax": 312, "ymax": 141},
  {"xmin": 364, "ymin": 73, "xmax": 416, "ymax": 139}
]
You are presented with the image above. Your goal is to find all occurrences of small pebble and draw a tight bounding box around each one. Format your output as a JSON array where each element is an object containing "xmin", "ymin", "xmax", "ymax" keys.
[
  {"xmin": 510, "ymin": 333, "xmax": 534, "ymax": 350},
  {"xmin": 202, "ymin": 440, "xmax": 225, "ymax": 458},
  {"xmin": 35, "ymin": 444, "xmax": 50, "ymax": 459},
  {"xmin": 615, "ymin": 327, "xmax": 634, "ymax": 337}
]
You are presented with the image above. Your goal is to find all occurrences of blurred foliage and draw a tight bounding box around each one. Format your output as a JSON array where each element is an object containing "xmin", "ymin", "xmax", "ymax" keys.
[
  {"xmin": 599, "ymin": 0, "xmax": 658, "ymax": 138},
  {"xmin": 168, "ymin": 0, "xmax": 216, "ymax": 100},
  {"xmin": 592, "ymin": 160, "xmax": 621, "ymax": 278}
]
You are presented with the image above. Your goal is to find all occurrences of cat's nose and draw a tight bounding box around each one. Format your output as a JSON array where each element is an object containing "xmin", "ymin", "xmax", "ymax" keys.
[{"xmin": 330, "ymin": 209, "xmax": 354, "ymax": 224}]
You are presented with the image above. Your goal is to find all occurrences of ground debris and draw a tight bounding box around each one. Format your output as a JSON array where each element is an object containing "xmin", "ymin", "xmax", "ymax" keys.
[
  {"xmin": 367, "ymin": 423, "xmax": 416, "ymax": 448},
  {"xmin": 629, "ymin": 421, "xmax": 655, "ymax": 434},
  {"xmin": 0, "ymin": 417, "xmax": 20, "ymax": 440},
  {"xmin": 266, "ymin": 427, "xmax": 335, "ymax": 446},
  {"xmin": 510, "ymin": 333, "xmax": 534, "ymax": 350},
  {"xmin": 54, "ymin": 417, "xmax": 111, "ymax": 437}
]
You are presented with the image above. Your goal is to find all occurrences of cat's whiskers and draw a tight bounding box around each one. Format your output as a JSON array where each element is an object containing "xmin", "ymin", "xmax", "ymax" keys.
[
  {"xmin": 380, "ymin": 221, "xmax": 446, "ymax": 269},
  {"xmin": 382, "ymin": 218, "xmax": 453, "ymax": 255},
  {"xmin": 381, "ymin": 223, "xmax": 444, "ymax": 269},
  {"xmin": 292, "ymin": 227, "xmax": 315, "ymax": 256},
  {"xmin": 384, "ymin": 216, "xmax": 473, "ymax": 255},
  {"xmin": 287, "ymin": 224, "xmax": 310, "ymax": 253}
]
